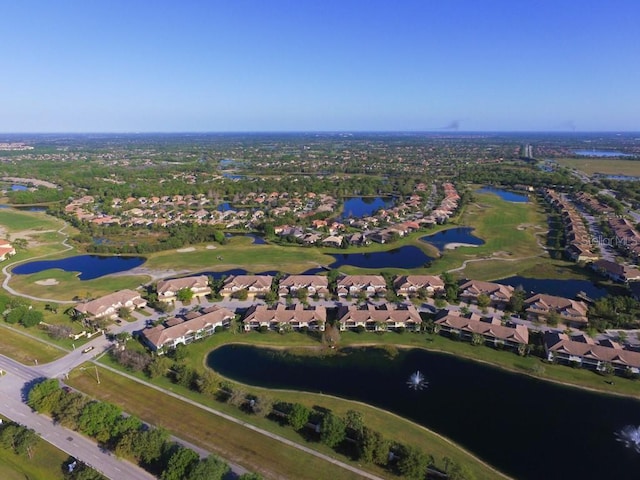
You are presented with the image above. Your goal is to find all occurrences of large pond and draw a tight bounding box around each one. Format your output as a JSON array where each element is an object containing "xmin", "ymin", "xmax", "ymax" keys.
[
  {"xmin": 329, "ymin": 246, "xmax": 433, "ymax": 269},
  {"xmin": 420, "ymin": 227, "xmax": 484, "ymax": 252},
  {"xmin": 496, "ymin": 276, "xmax": 608, "ymax": 299},
  {"xmin": 574, "ymin": 149, "xmax": 634, "ymax": 158},
  {"xmin": 476, "ymin": 186, "xmax": 529, "ymax": 202},
  {"xmin": 207, "ymin": 345, "xmax": 640, "ymax": 480},
  {"xmin": 12, "ymin": 255, "xmax": 145, "ymax": 281},
  {"xmin": 340, "ymin": 197, "xmax": 394, "ymax": 220}
]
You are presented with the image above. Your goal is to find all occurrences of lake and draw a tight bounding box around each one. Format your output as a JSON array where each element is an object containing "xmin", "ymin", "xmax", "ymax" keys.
[
  {"xmin": 329, "ymin": 246, "xmax": 433, "ymax": 269},
  {"xmin": 12, "ymin": 255, "xmax": 145, "ymax": 281},
  {"xmin": 420, "ymin": 227, "xmax": 484, "ymax": 252},
  {"xmin": 340, "ymin": 197, "xmax": 394, "ymax": 220},
  {"xmin": 574, "ymin": 149, "xmax": 634, "ymax": 158},
  {"xmin": 476, "ymin": 187, "xmax": 529, "ymax": 202},
  {"xmin": 207, "ymin": 344, "xmax": 640, "ymax": 480},
  {"xmin": 496, "ymin": 276, "xmax": 608, "ymax": 299}
]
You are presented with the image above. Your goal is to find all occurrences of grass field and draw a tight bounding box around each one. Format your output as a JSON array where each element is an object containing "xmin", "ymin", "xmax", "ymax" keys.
[
  {"xmin": 0, "ymin": 323, "xmax": 66, "ymax": 364},
  {"xmin": 0, "ymin": 416, "xmax": 68, "ymax": 480},
  {"xmin": 554, "ymin": 157, "xmax": 640, "ymax": 176}
]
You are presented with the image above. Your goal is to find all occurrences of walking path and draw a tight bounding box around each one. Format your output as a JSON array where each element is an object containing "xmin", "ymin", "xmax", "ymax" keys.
[{"xmin": 2, "ymin": 221, "xmax": 76, "ymax": 304}]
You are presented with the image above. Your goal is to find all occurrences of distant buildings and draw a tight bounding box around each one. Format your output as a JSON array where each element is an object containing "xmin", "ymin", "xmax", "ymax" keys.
[{"xmin": 75, "ymin": 289, "xmax": 147, "ymax": 320}]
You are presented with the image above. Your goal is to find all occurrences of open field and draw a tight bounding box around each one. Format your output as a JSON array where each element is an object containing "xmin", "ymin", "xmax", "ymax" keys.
[
  {"xmin": 554, "ymin": 157, "xmax": 640, "ymax": 176},
  {"xmin": 0, "ymin": 323, "xmax": 66, "ymax": 364},
  {"xmin": 68, "ymin": 365, "xmax": 378, "ymax": 480},
  {"xmin": 0, "ymin": 431, "xmax": 68, "ymax": 480},
  {"xmin": 82, "ymin": 354, "xmax": 504, "ymax": 480},
  {"xmin": 427, "ymin": 191, "xmax": 549, "ymax": 275}
]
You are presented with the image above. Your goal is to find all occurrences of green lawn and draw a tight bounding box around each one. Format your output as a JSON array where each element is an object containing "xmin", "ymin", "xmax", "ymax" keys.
[
  {"xmin": 0, "ymin": 416, "xmax": 68, "ymax": 480},
  {"xmin": 0, "ymin": 208, "xmax": 64, "ymax": 232},
  {"xmin": 0, "ymin": 323, "xmax": 66, "ymax": 364},
  {"xmin": 554, "ymin": 157, "xmax": 640, "ymax": 176}
]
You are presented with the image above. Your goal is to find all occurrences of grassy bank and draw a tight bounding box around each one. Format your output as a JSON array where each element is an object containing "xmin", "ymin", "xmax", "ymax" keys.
[{"xmin": 0, "ymin": 323, "xmax": 66, "ymax": 364}]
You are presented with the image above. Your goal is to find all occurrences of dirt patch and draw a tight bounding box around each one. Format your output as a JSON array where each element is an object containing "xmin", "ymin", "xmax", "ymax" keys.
[{"xmin": 35, "ymin": 278, "xmax": 59, "ymax": 286}]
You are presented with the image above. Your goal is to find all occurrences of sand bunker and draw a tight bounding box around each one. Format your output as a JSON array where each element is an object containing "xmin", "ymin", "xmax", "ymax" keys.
[
  {"xmin": 176, "ymin": 247, "xmax": 196, "ymax": 253},
  {"xmin": 35, "ymin": 278, "xmax": 59, "ymax": 286},
  {"xmin": 206, "ymin": 245, "xmax": 217, "ymax": 250},
  {"xmin": 444, "ymin": 242, "xmax": 480, "ymax": 250}
]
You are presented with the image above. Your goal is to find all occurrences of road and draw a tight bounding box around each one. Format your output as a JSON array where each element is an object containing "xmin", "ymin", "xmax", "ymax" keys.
[{"xmin": 0, "ymin": 355, "xmax": 154, "ymax": 480}]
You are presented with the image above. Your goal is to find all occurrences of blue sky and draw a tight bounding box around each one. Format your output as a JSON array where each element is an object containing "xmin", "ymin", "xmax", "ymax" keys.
[{"xmin": 1, "ymin": 0, "xmax": 639, "ymax": 132}]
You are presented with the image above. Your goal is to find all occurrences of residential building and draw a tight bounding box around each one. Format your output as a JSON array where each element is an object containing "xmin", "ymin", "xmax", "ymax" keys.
[
  {"xmin": 75, "ymin": 289, "xmax": 147, "ymax": 320},
  {"xmin": 336, "ymin": 275, "xmax": 387, "ymax": 298},
  {"xmin": 242, "ymin": 303, "xmax": 326, "ymax": 332},
  {"xmin": 458, "ymin": 280, "xmax": 514, "ymax": 307},
  {"xmin": 278, "ymin": 275, "xmax": 329, "ymax": 298},
  {"xmin": 434, "ymin": 310, "xmax": 529, "ymax": 351},
  {"xmin": 525, "ymin": 293, "xmax": 589, "ymax": 327},
  {"xmin": 394, "ymin": 275, "xmax": 444, "ymax": 297},
  {"xmin": 156, "ymin": 275, "xmax": 212, "ymax": 303},
  {"xmin": 140, "ymin": 306, "xmax": 235, "ymax": 353},
  {"xmin": 220, "ymin": 275, "xmax": 273, "ymax": 298},
  {"xmin": 337, "ymin": 303, "xmax": 422, "ymax": 331},
  {"xmin": 591, "ymin": 259, "xmax": 640, "ymax": 283},
  {"xmin": 544, "ymin": 331, "xmax": 640, "ymax": 374}
]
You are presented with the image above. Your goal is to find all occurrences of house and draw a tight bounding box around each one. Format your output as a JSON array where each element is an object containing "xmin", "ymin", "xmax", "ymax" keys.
[
  {"xmin": 75, "ymin": 289, "xmax": 147, "ymax": 320},
  {"xmin": 336, "ymin": 275, "xmax": 387, "ymax": 298},
  {"xmin": 337, "ymin": 303, "xmax": 422, "ymax": 331},
  {"xmin": 525, "ymin": 293, "xmax": 589, "ymax": 327},
  {"xmin": 141, "ymin": 306, "xmax": 235, "ymax": 353},
  {"xmin": 591, "ymin": 259, "xmax": 640, "ymax": 283},
  {"xmin": 544, "ymin": 331, "xmax": 640, "ymax": 374},
  {"xmin": 394, "ymin": 275, "xmax": 444, "ymax": 297},
  {"xmin": 220, "ymin": 275, "xmax": 273, "ymax": 298},
  {"xmin": 321, "ymin": 235, "xmax": 343, "ymax": 247},
  {"xmin": 0, "ymin": 241, "xmax": 16, "ymax": 261},
  {"xmin": 156, "ymin": 275, "xmax": 212, "ymax": 303},
  {"xmin": 278, "ymin": 275, "xmax": 329, "ymax": 298},
  {"xmin": 242, "ymin": 303, "xmax": 326, "ymax": 332},
  {"xmin": 458, "ymin": 280, "xmax": 514, "ymax": 307},
  {"xmin": 434, "ymin": 310, "xmax": 529, "ymax": 351}
]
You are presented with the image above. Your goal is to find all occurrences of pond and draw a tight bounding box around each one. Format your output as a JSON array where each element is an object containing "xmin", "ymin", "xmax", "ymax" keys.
[
  {"xmin": 495, "ymin": 276, "xmax": 608, "ymax": 299},
  {"xmin": 11, "ymin": 184, "xmax": 28, "ymax": 191},
  {"xmin": 476, "ymin": 186, "xmax": 529, "ymax": 202},
  {"xmin": 574, "ymin": 149, "xmax": 634, "ymax": 158},
  {"xmin": 217, "ymin": 202, "xmax": 234, "ymax": 212},
  {"xmin": 12, "ymin": 255, "xmax": 146, "ymax": 281},
  {"xmin": 207, "ymin": 345, "xmax": 640, "ymax": 480},
  {"xmin": 420, "ymin": 227, "xmax": 484, "ymax": 252},
  {"xmin": 329, "ymin": 246, "xmax": 433, "ymax": 269},
  {"xmin": 340, "ymin": 197, "xmax": 394, "ymax": 220}
]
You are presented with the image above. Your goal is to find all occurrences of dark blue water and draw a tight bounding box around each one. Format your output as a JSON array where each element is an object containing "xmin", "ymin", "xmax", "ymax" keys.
[
  {"xmin": 329, "ymin": 246, "xmax": 433, "ymax": 269},
  {"xmin": 217, "ymin": 202, "xmax": 233, "ymax": 212},
  {"xmin": 476, "ymin": 187, "xmax": 529, "ymax": 202},
  {"xmin": 420, "ymin": 227, "xmax": 484, "ymax": 252},
  {"xmin": 340, "ymin": 197, "xmax": 394, "ymax": 219},
  {"xmin": 13, "ymin": 206, "xmax": 47, "ymax": 212},
  {"xmin": 13, "ymin": 255, "xmax": 145, "ymax": 280},
  {"xmin": 207, "ymin": 345, "xmax": 640, "ymax": 480},
  {"xmin": 223, "ymin": 173, "xmax": 244, "ymax": 180},
  {"xmin": 496, "ymin": 276, "xmax": 608, "ymax": 299},
  {"xmin": 574, "ymin": 149, "xmax": 634, "ymax": 158},
  {"xmin": 11, "ymin": 184, "xmax": 28, "ymax": 191}
]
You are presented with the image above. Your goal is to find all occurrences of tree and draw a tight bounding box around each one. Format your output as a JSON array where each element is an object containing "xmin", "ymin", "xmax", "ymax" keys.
[
  {"xmin": 288, "ymin": 403, "xmax": 311, "ymax": 430},
  {"xmin": 227, "ymin": 386, "xmax": 247, "ymax": 408},
  {"xmin": 186, "ymin": 455, "xmax": 230, "ymax": 480},
  {"xmin": 21, "ymin": 309, "xmax": 44, "ymax": 328},
  {"xmin": 546, "ymin": 310, "xmax": 560, "ymax": 327},
  {"xmin": 195, "ymin": 370, "xmax": 220, "ymax": 397},
  {"xmin": 238, "ymin": 474, "xmax": 264, "ymax": 480},
  {"xmin": 397, "ymin": 444, "xmax": 430, "ymax": 480},
  {"xmin": 508, "ymin": 287, "xmax": 526, "ymax": 314},
  {"xmin": 28, "ymin": 378, "xmax": 62, "ymax": 413},
  {"xmin": 296, "ymin": 287, "xmax": 309, "ymax": 303},
  {"xmin": 249, "ymin": 395, "xmax": 273, "ymax": 417},
  {"xmin": 136, "ymin": 427, "xmax": 170, "ymax": 464},
  {"xmin": 360, "ymin": 427, "xmax": 388, "ymax": 465},
  {"xmin": 47, "ymin": 324, "xmax": 72, "ymax": 340},
  {"xmin": 231, "ymin": 288, "xmax": 248, "ymax": 301},
  {"xmin": 471, "ymin": 333, "xmax": 484, "ymax": 346},
  {"xmin": 345, "ymin": 409, "xmax": 364, "ymax": 438},
  {"xmin": 78, "ymin": 401, "xmax": 122, "ymax": 443},
  {"xmin": 320, "ymin": 413, "xmax": 346, "ymax": 448},
  {"xmin": 161, "ymin": 445, "xmax": 200, "ymax": 480},
  {"xmin": 176, "ymin": 288, "xmax": 194, "ymax": 303},
  {"xmin": 0, "ymin": 422, "xmax": 38, "ymax": 458},
  {"xmin": 147, "ymin": 355, "xmax": 173, "ymax": 379},
  {"xmin": 476, "ymin": 293, "xmax": 490, "ymax": 312}
]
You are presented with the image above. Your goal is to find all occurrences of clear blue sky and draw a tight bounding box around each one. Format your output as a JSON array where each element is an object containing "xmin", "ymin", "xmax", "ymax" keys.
[{"xmin": 1, "ymin": 0, "xmax": 639, "ymax": 132}]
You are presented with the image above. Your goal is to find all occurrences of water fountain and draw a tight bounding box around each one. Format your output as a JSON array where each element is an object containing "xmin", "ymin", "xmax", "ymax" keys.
[
  {"xmin": 407, "ymin": 370, "xmax": 428, "ymax": 390},
  {"xmin": 615, "ymin": 425, "xmax": 640, "ymax": 453}
]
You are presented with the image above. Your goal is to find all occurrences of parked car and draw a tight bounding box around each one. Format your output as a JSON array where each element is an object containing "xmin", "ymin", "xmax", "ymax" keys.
[{"xmin": 82, "ymin": 346, "xmax": 94, "ymax": 354}]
